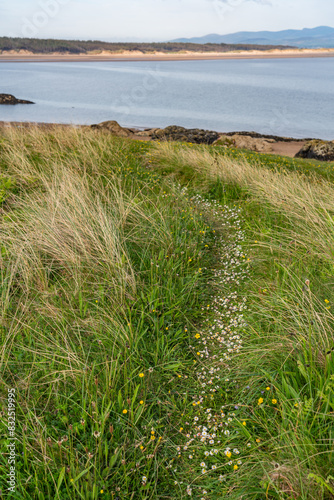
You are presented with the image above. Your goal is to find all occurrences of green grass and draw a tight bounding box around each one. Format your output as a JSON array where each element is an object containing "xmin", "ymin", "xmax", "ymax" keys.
[
  {"xmin": 213, "ymin": 144, "xmax": 334, "ymax": 181},
  {"xmin": 0, "ymin": 127, "xmax": 333, "ymax": 499}
]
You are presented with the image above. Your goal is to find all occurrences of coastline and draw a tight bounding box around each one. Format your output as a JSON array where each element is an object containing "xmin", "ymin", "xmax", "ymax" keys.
[
  {"xmin": 0, "ymin": 120, "xmax": 309, "ymax": 158},
  {"xmin": 1, "ymin": 48, "xmax": 334, "ymax": 62}
]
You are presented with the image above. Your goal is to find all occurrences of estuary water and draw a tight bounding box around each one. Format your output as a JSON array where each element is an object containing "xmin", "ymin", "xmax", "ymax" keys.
[{"xmin": 0, "ymin": 58, "xmax": 334, "ymax": 139}]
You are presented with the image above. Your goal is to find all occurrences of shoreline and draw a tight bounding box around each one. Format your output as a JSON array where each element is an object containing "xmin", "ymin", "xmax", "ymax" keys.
[
  {"xmin": 0, "ymin": 120, "xmax": 310, "ymax": 140},
  {"xmin": 1, "ymin": 48, "xmax": 334, "ymax": 62},
  {"xmin": 0, "ymin": 120, "xmax": 313, "ymax": 158}
]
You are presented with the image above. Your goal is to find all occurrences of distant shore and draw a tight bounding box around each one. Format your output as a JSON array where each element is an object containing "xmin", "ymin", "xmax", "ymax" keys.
[{"xmin": 1, "ymin": 48, "xmax": 334, "ymax": 62}]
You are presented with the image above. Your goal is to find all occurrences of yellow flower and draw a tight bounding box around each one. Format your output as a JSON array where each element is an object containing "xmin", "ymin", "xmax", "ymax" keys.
[
  {"xmin": 122, "ymin": 409, "xmax": 128, "ymax": 414},
  {"xmin": 234, "ymin": 465, "xmax": 238, "ymax": 470},
  {"xmin": 266, "ymin": 387, "xmax": 270, "ymax": 391},
  {"xmin": 272, "ymin": 399, "xmax": 277, "ymax": 404},
  {"xmin": 195, "ymin": 334, "xmax": 200, "ymax": 339},
  {"xmin": 140, "ymin": 445, "xmax": 144, "ymax": 450},
  {"xmin": 258, "ymin": 397, "xmax": 264, "ymax": 405},
  {"xmin": 100, "ymin": 490, "xmax": 104, "ymax": 494},
  {"xmin": 139, "ymin": 400, "xmax": 144, "ymax": 405},
  {"xmin": 150, "ymin": 435, "xmax": 155, "ymax": 440},
  {"xmin": 256, "ymin": 438, "xmax": 261, "ymax": 443},
  {"xmin": 242, "ymin": 421, "xmax": 246, "ymax": 426},
  {"xmin": 179, "ymin": 428, "xmax": 183, "ymax": 432},
  {"xmin": 139, "ymin": 373, "xmax": 144, "ymax": 378},
  {"xmin": 325, "ymin": 299, "xmax": 330, "ymax": 304},
  {"xmin": 294, "ymin": 403, "xmax": 299, "ymax": 408},
  {"xmin": 226, "ymin": 451, "xmax": 231, "ymax": 458}
]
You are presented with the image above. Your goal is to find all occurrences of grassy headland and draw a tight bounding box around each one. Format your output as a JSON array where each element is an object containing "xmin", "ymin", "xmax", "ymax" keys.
[{"xmin": 0, "ymin": 127, "xmax": 333, "ymax": 499}]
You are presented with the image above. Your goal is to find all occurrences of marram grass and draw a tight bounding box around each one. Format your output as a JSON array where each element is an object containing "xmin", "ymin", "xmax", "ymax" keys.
[{"xmin": 0, "ymin": 127, "xmax": 333, "ymax": 499}]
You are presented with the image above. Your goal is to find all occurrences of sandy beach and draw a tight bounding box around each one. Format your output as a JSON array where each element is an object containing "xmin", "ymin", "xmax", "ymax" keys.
[{"xmin": 1, "ymin": 48, "xmax": 334, "ymax": 62}]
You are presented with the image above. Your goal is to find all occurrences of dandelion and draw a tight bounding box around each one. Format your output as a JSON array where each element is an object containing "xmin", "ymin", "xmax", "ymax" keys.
[
  {"xmin": 272, "ymin": 399, "xmax": 277, "ymax": 404},
  {"xmin": 266, "ymin": 387, "xmax": 270, "ymax": 391},
  {"xmin": 242, "ymin": 421, "xmax": 246, "ymax": 426},
  {"xmin": 234, "ymin": 465, "xmax": 238, "ymax": 470},
  {"xmin": 122, "ymin": 409, "xmax": 128, "ymax": 414},
  {"xmin": 140, "ymin": 400, "xmax": 144, "ymax": 405},
  {"xmin": 258, "ymin": 397, "xmax": 264, "ymax": 405},
  {"xmin": 139, "ymin": 373, "xmax": 144, "ymax": 378}
]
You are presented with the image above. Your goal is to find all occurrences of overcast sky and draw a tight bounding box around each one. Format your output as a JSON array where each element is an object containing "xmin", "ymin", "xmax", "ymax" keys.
[{"xmin": 1, "ymin": 0, "xmax": 333, "ymax": 41}]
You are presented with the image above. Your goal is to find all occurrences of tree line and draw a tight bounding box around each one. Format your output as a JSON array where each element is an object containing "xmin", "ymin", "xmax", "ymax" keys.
[{"xmin": 0, "ymin": 37, "xmax": 294, "ymax": 54}]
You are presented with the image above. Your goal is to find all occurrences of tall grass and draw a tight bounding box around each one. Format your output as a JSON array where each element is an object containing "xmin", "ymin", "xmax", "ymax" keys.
[
  {"xmin": 150, "ymin": 141, "xmax": 334, "ymax": 499},
  {"xmin": 0, "ymin": 128, "xmax": 217, "ymax": 499}
]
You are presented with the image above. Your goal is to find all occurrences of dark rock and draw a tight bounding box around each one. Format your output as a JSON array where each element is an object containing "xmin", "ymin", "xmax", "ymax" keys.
[
  {"xmin": 295, "ymin": 140, "xmax": 334, "ymax": 162},
  {"xmin": 222, "ymin": 131, "xmax": 310, "ymax": 143},
  {"xmin": 151, "ymin": 125, "xmax": 219, "ymax": 145},
  {"xmin": 0, "ymin": 93, "xmax": 34, "ymax": 105},
  {"xmin": 91, "ymin": 120, "xmax": 134, "ymax": 137}
]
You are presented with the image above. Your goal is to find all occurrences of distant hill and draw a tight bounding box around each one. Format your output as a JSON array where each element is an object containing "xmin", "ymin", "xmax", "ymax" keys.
[
  {"xmin": 172, "ymin": 26, "xmax": 334, "ymax": 48},
  {"xmin": 0, "ymin": 37, "xmax": 294, "ymax": 55}
]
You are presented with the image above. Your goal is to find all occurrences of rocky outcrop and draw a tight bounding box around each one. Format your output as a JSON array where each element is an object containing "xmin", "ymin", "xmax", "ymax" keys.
[
  {"xmin": 0, "ymin": 93, "xmax": 34, "ymax": 105},
  {"xmin": 223, "ymin": 131, "xmax": 308, "ymax": 143},
  {"xmin": 295, "ymin": 140, "xmax": 334, "ymax": 162},
  {"xmin": 151, "ymin": 125, "xmax": 219, "ymax": 145},
  {"xmin": 135, "ymin": 128, "xmax": 160, "ymax": 137},
  {"xmin": 215, "ymin": 134, "xmax": 275, "ymax": 153},
  {"xmin": 91, "ymin": 120, "xmax": 134, "ymax": 137}
]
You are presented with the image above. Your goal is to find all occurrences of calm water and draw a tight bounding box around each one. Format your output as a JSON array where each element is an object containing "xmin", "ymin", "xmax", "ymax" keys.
[{"xmin": 0, "ymin": 58, "xmax": 334, "ymax": 139}]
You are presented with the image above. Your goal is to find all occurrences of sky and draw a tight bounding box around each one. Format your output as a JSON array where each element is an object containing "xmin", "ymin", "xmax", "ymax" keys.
[{"xmin": 1, "ymin": 0, "xmax": 333, "ymax": 41}]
